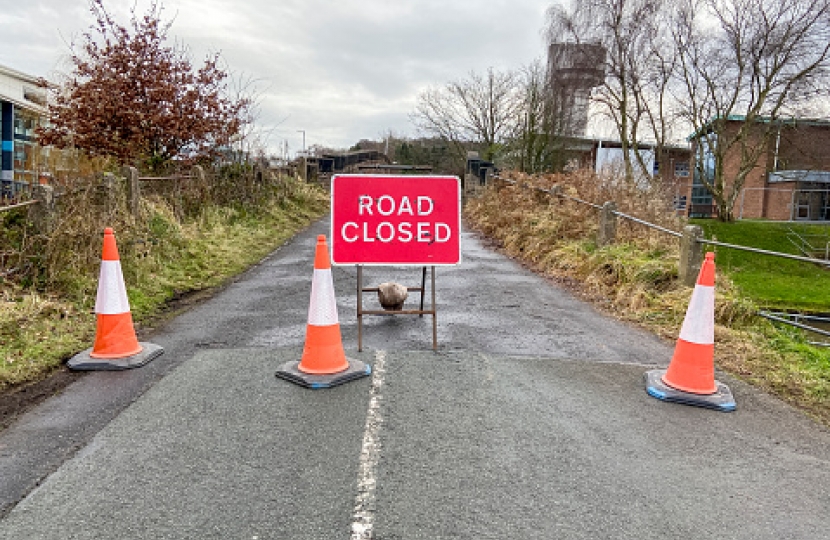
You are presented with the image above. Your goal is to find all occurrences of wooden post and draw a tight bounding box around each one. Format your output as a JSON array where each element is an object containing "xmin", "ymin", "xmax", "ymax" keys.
[
  {"xmin": 679, "ymin": 225, "xmax": 704, "ymax": 287},
  {"xmin": 123, "ymin": 166, "xmax": 140, "ymax": 219},
  {"xmin": 191, "ymin": 165, "xmax": 206, "ymax": 184},
  {"xmin": 597, "ymin": 201, "xmax": 617, "ymax": 246},
  {"xmin": 99, "ymin": 172, "xmax": 118, "ymax": 215},
  {"xmin": 191, "ymin": 165, "xmax": 208, "ymax": 201},
  {"xmin": 29, "ymin": 184, "xmax": 54, "ymax": 234}
]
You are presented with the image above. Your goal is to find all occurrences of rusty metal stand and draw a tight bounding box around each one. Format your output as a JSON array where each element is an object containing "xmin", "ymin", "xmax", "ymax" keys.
[{"xmin": 357, "ymin": 265, "xmax": 437, "ymax": 352}]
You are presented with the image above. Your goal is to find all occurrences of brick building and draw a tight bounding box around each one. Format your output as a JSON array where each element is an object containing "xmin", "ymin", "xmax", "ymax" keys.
[{"xmin": 687, "ymin": 117, "xmax": 830, "ymax": 221}]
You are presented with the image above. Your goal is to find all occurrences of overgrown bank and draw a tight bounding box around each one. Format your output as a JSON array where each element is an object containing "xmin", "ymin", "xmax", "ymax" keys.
[
  {"xmin": 1, "ymin": 173, "xmax": 328, "ymax": 390},
  {"xmin": 464, "ymin": 172, "xmax": 830, "ymax": 426}
]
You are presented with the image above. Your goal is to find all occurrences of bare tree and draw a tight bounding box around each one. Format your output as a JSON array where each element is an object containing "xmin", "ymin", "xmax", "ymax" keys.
[
  {"xmin": 506, "ymin": 60, "xmax": 575, "ymax": 173},
  {"xmin": 545, "ymin": 0, "xmax": 675, "ymax": 184},
  {"xmin": 674, "ymin": 0, "xmax": 830, "ymax": 220},
  {"xmin": 410, "ymin": 68, "xmax": 523, "ymax": 163}
]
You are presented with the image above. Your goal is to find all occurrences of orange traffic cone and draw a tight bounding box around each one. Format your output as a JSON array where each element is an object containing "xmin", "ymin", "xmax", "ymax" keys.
[
  {"xmin": 276, "ymin": 234, "xmax": 371, "ymax": 388},
  {"xmin": 645, "ymin": 252, "xmax": 736, "ymax": 411},
  {"xmin": 67, "ymin": 228, "xmax": 163, "ymax": 370}
]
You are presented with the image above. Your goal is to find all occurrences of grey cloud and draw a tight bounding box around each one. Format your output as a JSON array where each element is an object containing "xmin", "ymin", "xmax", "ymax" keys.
[{"xmin": 0, "ymin": 0, "xmax": 551, "ymax": 152}]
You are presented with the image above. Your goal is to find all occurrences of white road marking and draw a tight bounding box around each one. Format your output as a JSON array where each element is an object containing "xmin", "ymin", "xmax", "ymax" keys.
[{"xmin": 350, "ymin": 350, "xmax": 387, "ymax": 540}]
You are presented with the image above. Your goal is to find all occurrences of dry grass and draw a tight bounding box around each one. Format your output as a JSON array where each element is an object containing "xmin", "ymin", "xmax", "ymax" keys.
[
  {"xmin": 465, "ymin": 170, "xmax": 830, "ymax": 426},
  {"xmin": 0, "ymin": 168, "xmax": 328, "ymax": 389}
]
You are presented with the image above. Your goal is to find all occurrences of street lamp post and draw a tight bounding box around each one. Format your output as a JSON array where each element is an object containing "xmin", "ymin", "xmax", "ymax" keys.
[{"xmin": 297, "ymin": 130, "xmax": 306, "ymax": 181}]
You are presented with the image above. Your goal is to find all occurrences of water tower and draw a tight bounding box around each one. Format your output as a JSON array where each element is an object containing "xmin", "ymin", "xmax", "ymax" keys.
[{"xmin": 546, "ymin": 43, "xmax": 606, "ymax": 137}]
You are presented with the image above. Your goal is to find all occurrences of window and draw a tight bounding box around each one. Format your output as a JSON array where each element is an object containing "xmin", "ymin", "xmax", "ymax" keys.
[{"xmin": 674, "ymin": 161, "xmax": 690, "ymax": 177}]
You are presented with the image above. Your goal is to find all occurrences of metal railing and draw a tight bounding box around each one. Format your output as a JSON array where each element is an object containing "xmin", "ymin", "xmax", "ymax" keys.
[
  {"xmin": 492, "ymin": 174, "xmax": 830, "ymax": 345},
  {"xmin": 138, "ymin": 174, "xmax": 195, "ymax": 181},
  {"xmin": 758, "ymin": 311, "xmax": 830, "ymax": 347},
  {"xmin": 0, "ymin": 199, "xmax": 39, "ymax": 213},
  {"xmin": 498, "ymin": 175, "xmax": 830, "ymax": 266},
  {"xmin": 786, "ymin": 228, "xmax": 830, "ymax": 260},
  {"xmin": 702, "ymin": 237, "xmax": 830, "ymax": 266},
  {"xmin": 509, "ymin": 177, "xmax": 687, "ymax": 235}
]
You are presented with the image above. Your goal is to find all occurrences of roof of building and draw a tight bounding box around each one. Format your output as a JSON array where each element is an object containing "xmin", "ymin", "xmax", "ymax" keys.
[
  {"xmin": 0, "ymin": 63, "xmax": 50, "ymax": 115},
  {"xmin": 687, "ymin": 115, "xmax": 830, "ymax": 141},
  {"xmin": 562, "ymin": 135, "xmax": 690, "ymax": 153},
  {"xmin": 769, "ymin": 170, "xmax": 830, "ymax": 184}
]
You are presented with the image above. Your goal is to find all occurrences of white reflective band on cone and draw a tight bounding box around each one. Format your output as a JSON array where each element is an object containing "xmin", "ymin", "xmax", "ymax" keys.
[
  {"xmin": 94, "ymin": 260, "xmax": 131, "ymax": 315},
  {"xmin": 678, "ymin": 285, "xmax": 715, "ymax": 345},
  {"xmin": 308, "ymin": 268, "xmax": 339, "ymax": 326}
]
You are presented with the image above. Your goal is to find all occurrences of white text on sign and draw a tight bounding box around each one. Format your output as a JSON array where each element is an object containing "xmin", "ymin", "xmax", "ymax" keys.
[{"xmin": 341, "ymin": 195, "xmax": 452, "ymax": 244}]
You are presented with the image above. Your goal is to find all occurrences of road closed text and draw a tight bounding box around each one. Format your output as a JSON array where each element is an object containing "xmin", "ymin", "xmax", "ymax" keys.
[
  {"xmin": 340, "ymin": 195, "xmax": 452, "ymax": 244},
  {"xmin": 331, "ymin": 175, "xmax": 460, "ymax": 265}
]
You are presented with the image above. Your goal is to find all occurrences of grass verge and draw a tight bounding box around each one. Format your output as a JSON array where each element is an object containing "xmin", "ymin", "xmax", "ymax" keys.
[
  {"xmin": 465, "ymin": 174, "xmax": 830, "ymax": 426},
  {"xmin": 693, "ymin": 219, "xmax": 830, "ymax": 311},
  {"xmin": 0, "ymin": 177, "xmax": 328, "ymax": 390}
]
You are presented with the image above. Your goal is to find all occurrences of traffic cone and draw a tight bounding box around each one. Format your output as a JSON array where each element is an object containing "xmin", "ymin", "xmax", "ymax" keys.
[
  {"xmin": 645, "ymin": 252, "xmax": 736, "ymax": 411},
  {"xmin": 67, "ymin": 228, "xmax": 163, "ymax": 371},
  {"xmin": 276, "ymin": 234, "xmax": 371, "ymax": 388}
]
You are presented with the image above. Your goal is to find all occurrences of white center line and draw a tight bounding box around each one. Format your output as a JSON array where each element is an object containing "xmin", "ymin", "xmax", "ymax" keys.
[{"xmin": 350, "ymin": 350, "xmax": 387, "ymax": 540}]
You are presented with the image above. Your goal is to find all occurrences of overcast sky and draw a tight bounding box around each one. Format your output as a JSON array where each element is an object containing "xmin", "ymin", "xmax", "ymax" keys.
[{"xmin": 0, "ymin": 0, "xmax": 554, "ymax": 156}]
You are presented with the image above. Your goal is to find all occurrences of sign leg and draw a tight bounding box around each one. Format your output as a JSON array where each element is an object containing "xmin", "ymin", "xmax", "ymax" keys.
[
  {"xmin": 419, "ymin": 266, "xmax": 427, "ymax": 317},
  {"xmin": 431, "ymin": 266, "xmax": 437, "ymax": 351},
  {"xmin": 357, "ymin": 265, "xmax": 363, "ymax": 352}
]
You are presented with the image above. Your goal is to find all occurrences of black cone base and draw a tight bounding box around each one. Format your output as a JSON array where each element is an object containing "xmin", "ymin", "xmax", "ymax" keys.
[
  {"xmin": 276, "ymin": 359, "xmax": 371, "ymax": 389},
  {"xmin": 67, "ymin": 342, "xmax": 164, "ymax": 371},
  {"xmin": 645, "ymin": 369, "xmax": 736, "ymax": 412}
]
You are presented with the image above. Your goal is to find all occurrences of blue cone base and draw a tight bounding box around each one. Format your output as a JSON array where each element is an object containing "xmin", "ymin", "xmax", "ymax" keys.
[
  {"xmin": 645, "ymin": 369, "xmax": 736, "ymax": 412},
  {"xmin": 276, "ymin": 359, "xmax": 371, "ymax": 389},
  {"xmin": 67, "ymin": 342, "xmax": 164, "ymax": 371}
]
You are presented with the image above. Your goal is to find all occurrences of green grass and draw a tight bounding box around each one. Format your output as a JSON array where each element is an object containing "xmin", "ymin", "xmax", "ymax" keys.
[
  {"xmin": 693, "ymin": 220, "xmax": 830, "ymax": 312},
  {"xmin": 0, "ymin": 178, "xmax": 329, "ymax": 389}
]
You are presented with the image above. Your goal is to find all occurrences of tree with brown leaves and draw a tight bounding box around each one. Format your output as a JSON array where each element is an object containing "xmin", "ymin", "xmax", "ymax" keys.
[{"xmin": 39, "ymin": 0, "xmax": 251, "ymax": 169}]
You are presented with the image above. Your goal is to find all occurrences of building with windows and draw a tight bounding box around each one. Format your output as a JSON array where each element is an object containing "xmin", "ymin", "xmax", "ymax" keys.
[
  {"xmin": 547, "ymin": 136, "xmax": 692, "ymax": 205},
  {"xmin": 0, "ymin": 63, "xmax": 49, "ymax": 199},
  {"xmin": 687, "ymin": 117, "xmax": 830, "ymax": 221}
]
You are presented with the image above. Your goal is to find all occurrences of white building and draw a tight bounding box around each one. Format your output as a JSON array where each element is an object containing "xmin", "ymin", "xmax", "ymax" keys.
[{"xmin": 0, "ymin": 64, "xmax": 49, "ymax": 198}]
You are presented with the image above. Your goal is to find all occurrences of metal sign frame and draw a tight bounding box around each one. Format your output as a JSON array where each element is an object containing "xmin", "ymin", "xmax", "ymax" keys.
[{"xmin": 356, "ymin": 265, "xmax": 437, "ymax": 352}]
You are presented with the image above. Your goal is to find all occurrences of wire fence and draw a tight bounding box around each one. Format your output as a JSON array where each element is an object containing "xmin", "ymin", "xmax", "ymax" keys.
[
  {"xmin": 495, "ymin": 174, "xmax": 830, "ymax": 342},
  {"xmin": 501, "ymin": 176, "xmax": 830, "ymax": 266},
  {"xmin": 0, "ymin": 200, "xmax": 40, "ymax": 213}
]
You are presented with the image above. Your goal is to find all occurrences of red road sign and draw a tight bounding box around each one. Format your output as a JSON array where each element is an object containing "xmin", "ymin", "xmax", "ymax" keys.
[{"xmin": 331, "ymin": 174, "xmax": 461, "ymax": 265}]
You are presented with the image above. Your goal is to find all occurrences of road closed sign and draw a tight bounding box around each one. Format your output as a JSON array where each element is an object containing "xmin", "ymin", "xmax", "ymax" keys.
[{"xmin": 331, "ymin": 174, "xmax": 461, "ymax": 265}]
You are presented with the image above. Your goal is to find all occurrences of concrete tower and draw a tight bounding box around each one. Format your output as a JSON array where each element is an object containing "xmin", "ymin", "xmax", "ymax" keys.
[{"xmin": 546, "ymin": 43, "xmax": 606, "ymax": 137}]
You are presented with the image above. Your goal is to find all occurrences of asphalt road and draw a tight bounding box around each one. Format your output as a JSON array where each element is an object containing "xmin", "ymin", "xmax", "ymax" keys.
[{"xmin": 0, "ymin": 217, "xmax": 828, "ymax": 539}]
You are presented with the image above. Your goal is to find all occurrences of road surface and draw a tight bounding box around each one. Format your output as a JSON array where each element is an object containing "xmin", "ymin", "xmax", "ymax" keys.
[{"xmin": 0, "ymin": 217, "xmax": 828, "ymax": 539}]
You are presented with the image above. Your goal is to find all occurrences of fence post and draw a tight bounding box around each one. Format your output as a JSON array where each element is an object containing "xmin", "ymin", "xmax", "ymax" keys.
[
  {"xmin": 99, "ymin": 172, "xmax": 118, "ymax": 215},
  {"xmin": 191, "ymin": 164, "xmax": 207, "ymax": 195},
  {"xmin": 191, "ymin": 165, "xmax": 206, "ymax": 183},
  {"xmin": 679, "ymin": 225, "xmax": 704, "ymax": 287},
  {"xmin": 29, "ymin": 184, "xmax": 55, "ymax": 234},
  {"xmin": 597, "ymin": 201, "xmax": 617, "ymax": 246},
  {"xmin": 189, "ymin": 164, "xmax": 208, "ymax": 206},
  {"xmin": 123, "ymin": 166, "xmax": 140, "ymax": 219}
]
